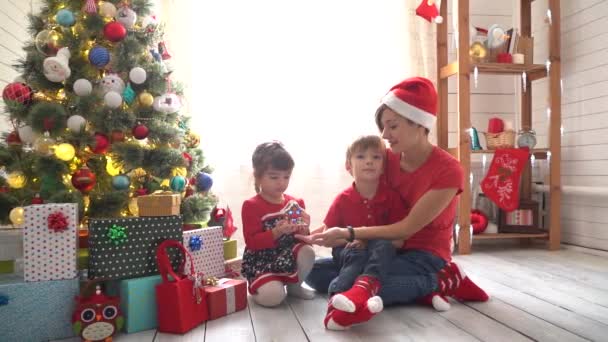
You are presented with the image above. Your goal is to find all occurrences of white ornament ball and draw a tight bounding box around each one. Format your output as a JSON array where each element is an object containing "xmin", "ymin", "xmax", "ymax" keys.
[
  {"xmin": 104, "ymin": 91, "xmax": 123, "ymax": 108},
  {"xmin": 142, "ymin": 16, "xmax": 158, "ymax": 30},
  {"xmin": 153, "ymin": 93, "xmax": 182, "ymax": 114},
  {"xmin": 129, "ymin": 67, "xmax": 147, "ymax": 84},
  {"xmin": 17, "ymin": 125, "xmax": 36, "ymax": 144},
  {"xmin": 67, "ymin": 115, "xmax": 86, "ymax": 132},
  {"xmin": 73, "ymin": 79, "xmax": 93, "ymax": 96},
  {"xmin": 116, "ymin": 6, "xmax": 137, "ymax": 29},
  {"xmin": 99, "ymin": 2, "xmax": 117, "ymax": 17}
]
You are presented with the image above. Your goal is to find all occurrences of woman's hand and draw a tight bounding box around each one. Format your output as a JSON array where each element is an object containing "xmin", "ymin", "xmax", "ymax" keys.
[{"xmin": 302, "ymin": 227, "xmax": 349, "ymax": 247}]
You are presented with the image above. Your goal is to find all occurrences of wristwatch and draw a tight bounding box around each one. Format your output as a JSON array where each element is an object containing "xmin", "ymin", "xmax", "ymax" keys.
[{"xmin": 346, "ymin": 226, "xmax": 355, "ymax": 242}]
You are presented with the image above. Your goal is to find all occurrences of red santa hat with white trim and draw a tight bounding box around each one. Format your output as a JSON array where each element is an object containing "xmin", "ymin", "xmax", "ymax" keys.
[{"xmin": 380, "ymin": 77, "xmax": 438, "ymax": 130}]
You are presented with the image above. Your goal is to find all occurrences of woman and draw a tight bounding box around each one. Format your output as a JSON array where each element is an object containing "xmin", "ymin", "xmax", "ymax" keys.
[{"xmin": 303, "ymin": 77, "xmax": 489, "ymax": 328}]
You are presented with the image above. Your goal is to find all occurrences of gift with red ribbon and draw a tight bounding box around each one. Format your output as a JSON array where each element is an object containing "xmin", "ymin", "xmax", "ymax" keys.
[{"xmin": 204, "ymin": 278, "xmax": 247, "ymax": 320}]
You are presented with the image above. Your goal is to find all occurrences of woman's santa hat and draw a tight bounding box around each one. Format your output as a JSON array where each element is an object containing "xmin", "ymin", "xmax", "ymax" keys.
[
  {"xmin": 416, "ymin": 0, "xmax": 443, "ymax": 24},
  {"xmin": 380, "ymin": 77, "xmax": 437, "ymax": 130}
]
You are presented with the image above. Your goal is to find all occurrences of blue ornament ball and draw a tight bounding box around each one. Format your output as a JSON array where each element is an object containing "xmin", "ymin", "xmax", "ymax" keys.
[
  {"xmin": 196, "ymin": 172, "xmax": 213, "ymax": 192},
  {"xmin": 89, "ymin": 46, "xmax": 110, "ymax": 68},
  {"xmin": 56, "ymin": 9, "xmax": 75, "ymax": 27},
  {"xmin": 170, "ymin": 175, "xmax": 187, "ymax": 192},
  {"xmin": 112, "ymin": 174, "xmax": 130, "ymax": 190}
]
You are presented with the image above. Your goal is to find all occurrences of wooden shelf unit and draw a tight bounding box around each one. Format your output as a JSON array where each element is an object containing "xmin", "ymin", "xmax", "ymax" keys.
[{"xmin": 436, "ymin": 0, "xmax": 561, "ymax": 254}]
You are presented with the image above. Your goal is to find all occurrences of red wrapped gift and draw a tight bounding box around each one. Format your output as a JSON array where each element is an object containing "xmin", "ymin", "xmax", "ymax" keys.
[
  {"xmin": 78, "ymin": 229, "xmax": 89, "ymax": 248},
  {"xmin": 205, "ymin": 278, "xmax": 247, "ymax": 320}
]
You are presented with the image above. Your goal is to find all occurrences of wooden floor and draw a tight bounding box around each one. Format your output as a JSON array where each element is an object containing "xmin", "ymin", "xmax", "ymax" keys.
[{"xmin": 57, "ymin": 244, "xmax": 608, "ymax": 342}]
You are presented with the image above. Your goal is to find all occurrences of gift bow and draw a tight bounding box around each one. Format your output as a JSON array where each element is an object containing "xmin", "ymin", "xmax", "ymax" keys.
[
  {"xmin": 188, "ymin": 235, "xmax": 203, "ymax": 251},
  {"xmin": 106, "ymin": 224, "xmax": 128, "ymax": 245},
  {"xmin": 206, "ymin": 276, "xmax": 219, "ymax": 286},
  {"xmin": 48, "ymin": 211, "xmax": 69, "ymax": 232}
]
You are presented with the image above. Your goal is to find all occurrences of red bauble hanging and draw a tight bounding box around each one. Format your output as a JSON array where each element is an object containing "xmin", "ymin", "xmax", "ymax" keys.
[
  {"xmin": 184, "ymin": 185, "xmax": 194, "ymax": 198},
  {"xmin": 90, "ymin": 132, "xmax": 110, "ymax": 154},
  {"xmin": 132, "ymin": 123, "xmax": 149, "ymax": 140},
  {"xmin": 31, "ymin": 193, "xmax": 44, "ymax": 204},
  {"xmin": 103, "ymin": 21, "xmax": 127, "ymax": 42},
  {"xmin": 71, "ymin": 165, "xmax": 97, "ymax": 193},
  {"xmin": 134, "ymin": 187, "xmax": 148, "ymax": 197},
  {"xmin": 2, "ymin": 82, "xmax": 33, "ymax": 107},
  {"xmin": 182, "ymin": 152, "xmax": 192, "ymax": 167},
  {"xmin": 6, "ymin": 131, "xmax": 22, "ymax": 146},
  {"xmin": 111, "ymin": 130, "xmax": 125, "ymax": 142}
]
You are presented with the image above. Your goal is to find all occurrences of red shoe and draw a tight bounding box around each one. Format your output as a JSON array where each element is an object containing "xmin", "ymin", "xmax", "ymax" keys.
[
  {"xmin": 438, "ymin": 262, "xmax": 489, "ymax": 302},
  {"xmin": 324, "ymin": 296, "xmax": 383, "ymax": 330},
  {"xmin": 330, "ymin": 275, "xmax": 380, "ymax": 312},
  {"xmin": 418, "ymin": 292, "xmax": 451, "ymax": 311}
]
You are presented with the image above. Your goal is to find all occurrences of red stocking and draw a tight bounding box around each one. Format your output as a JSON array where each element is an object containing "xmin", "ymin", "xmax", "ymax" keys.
[
  {"xmin": 416, "ymin": 0, "xmax": 443, "ymax": 23},
  {"xmin": 480, "ymin": 148, "xmax": 529, "ymax": 212}
]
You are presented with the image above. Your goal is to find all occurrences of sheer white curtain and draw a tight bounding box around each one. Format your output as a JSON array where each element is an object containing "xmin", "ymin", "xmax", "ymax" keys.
[{"xmin": 157, "ymin": 0, "xmax": 436, "ymax": 234}]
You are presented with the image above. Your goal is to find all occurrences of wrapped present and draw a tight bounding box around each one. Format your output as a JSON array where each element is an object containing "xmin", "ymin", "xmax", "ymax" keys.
[
  {"xmin": 77, "ymin": 248, "xmax": 89, "ymax": 270},
  {"xmin": 183, "ymin": 226, "xmax": 225, "ymax": 279},
  {"xmin": 223, "ymin": 238, "xmax": 237, "ymax": 260},
  {"xmin": 0, "ymin": 228, "xmax": 22, "ymax": 260},
  {"xmin": 137, "ymin": 191, "xmax": 181, "ymax": 216},
  {"xmin": 0, "ymin": 260, "xmax": 14, "ymax": 274},
  {"xmin": 224, "ymin": 257, "xmax": 243, "ymax": 279},
  {"xmin": 89, "ymin": 216, "xmax": 182, "ymax": 280},
  {"xmin": 23, "ymin": 203, "xmax": 78, "ymax": 282},
  {"xmin": 204, "ymin": 278, "xmax": 247, "ymax": 320},
  {"xmin": 79, "ymin": 229, "xmax": 89, "ymax": 248},
  {"xmin": 0, "ymin": 275, "xmax": 79, "ymax": 341},
  {"xmin": 105, "ymin": 275, "xmax": 162, "ymax": 333}
]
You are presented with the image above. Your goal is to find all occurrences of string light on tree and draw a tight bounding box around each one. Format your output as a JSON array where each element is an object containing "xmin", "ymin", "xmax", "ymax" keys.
[
  {"xmin": 54, "ymin": 143, "xmax": 76, "ymax": 161},
  {"xmin": 6, "ymin": 171, "xmax": 27, "ymax": 189}
]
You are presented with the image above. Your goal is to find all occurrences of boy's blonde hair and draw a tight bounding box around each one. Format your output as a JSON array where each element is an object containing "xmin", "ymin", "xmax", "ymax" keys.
[{"xmin": 345, "ymin": 135, "xmax": 386, "ymax": 162}]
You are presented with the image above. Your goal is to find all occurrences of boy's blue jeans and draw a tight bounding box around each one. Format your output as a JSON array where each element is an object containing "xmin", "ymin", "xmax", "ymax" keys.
[
  {"xmin": 328, "ymin": 239, "xmax": 395, "ymax": 295},
  {"xmin": 307, "ymin": 249, "xmax": 445, "ymax": 305}
]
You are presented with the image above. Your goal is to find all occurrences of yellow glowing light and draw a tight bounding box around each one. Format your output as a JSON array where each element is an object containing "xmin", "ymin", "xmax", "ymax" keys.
[
  {"xmin": 9, "ymin": 207, "xmax": 24, "ymax": 225},
  {"xmin": 54, "ymin": 143, "xmax": 76, "ymax": 161},
  {"xmin": 160, "ymin": 179, "xmax": 170, "ymax": 187},
  {"xmin": 105, "ymin": 156, "xmax": 123, "ymax": 176},
  {"xmin": 172, "ymin": 167, "xmax": 187, "ymax": 177},
  {"xmin": 128, "ymin": 197, "xmax": 139, "ymax": 216},
  {"xmin": 56, "ymin": 89, "xmax": 66, "ymax": 100},
  {"xmin": 6, "ymin": 171, "xmax": 27, "ymax": 189}
]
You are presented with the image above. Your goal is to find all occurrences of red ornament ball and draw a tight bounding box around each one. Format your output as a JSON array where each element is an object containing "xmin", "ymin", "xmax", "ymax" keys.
[
  {"xmin": 103, "ymin": 21, "xmax": 127, "ymax": 42},
  {"xmin": 71, "ymin": 166, "xmax": 97, "ymax": 193},
  {"xmin": 2, "ymin": 82, "xmax": 33, "ymax": 107},
  {"xmin": 31, "ymin": 193, "xmax": 44, "ymax": 204},
  {"xmin": 6, "ymin": 131, "xmax": 22, "ymax": 146},
  {"xmin": 135, "ymin": 187, "xmax": 148, "ymax": 197},
  {"xmin": 132, "ymin": 124, "xmax": 149, "ymax": 140},
  {"xmin": 182, "ymin": 152, "xmax": 192, "ymax": 166},
  {"xmin": 471, "ymin": 209, "xmax": 489, "ymax": 234},
  {"xmin": 90, "ymin": 132, "xmax": 110, "ymax": 154}
]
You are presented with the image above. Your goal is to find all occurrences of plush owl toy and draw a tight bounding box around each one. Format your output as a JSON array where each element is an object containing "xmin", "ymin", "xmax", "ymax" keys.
[
  {"xmin": 72, "ymin": 285, "xmax": 124, "ymax": 342},
  {"xmin": 43, "ymin": 47, "xmax": 71, "ymax": 82}
]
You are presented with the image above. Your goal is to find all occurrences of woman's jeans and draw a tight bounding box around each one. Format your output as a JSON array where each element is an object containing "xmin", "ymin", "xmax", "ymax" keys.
[{"xmin": 306, "ymin": 249, "xmax": 445, "ymax": 305}]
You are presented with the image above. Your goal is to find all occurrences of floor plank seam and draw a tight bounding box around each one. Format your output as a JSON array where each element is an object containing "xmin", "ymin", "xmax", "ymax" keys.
[
  {"xmin": 449, "ymin": 301, "xmax": 536, "ymax": 342},
  {"xmin": 247, "ymin": 298, "xmax": 258, "ymax": 342},
  {"xmin": 287, "ymin": 299, "xmax": 312, "ymax": 342}
]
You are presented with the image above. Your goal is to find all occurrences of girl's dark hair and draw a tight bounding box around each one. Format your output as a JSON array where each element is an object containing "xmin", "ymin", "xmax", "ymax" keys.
[
  {"xmin": 252, "ymin": 141, "xmax": 294, "ymax": 193},
  {"xmin": 375, "ymin": 104, "xmax": 430, "ymax": 135}
]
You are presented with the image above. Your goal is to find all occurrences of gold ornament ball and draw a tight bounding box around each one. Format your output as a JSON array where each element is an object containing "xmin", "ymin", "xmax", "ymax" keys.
[
  {"xmin": 185, "ymin": 132, "xmax": 200, "ymax": 148},
  {"xmin": 128, "ymin": 198, "xmax": 139, "ymax": 216},
  {"xmin": 34, "ymin": 135, "xmax": 56, "ymax": 155},
  {"xmin": 6, "ymin": 171, "xmax": 27, "ymax": 189},
  {"xmin": 469, "ymin": 41, "xmax": 487, "ymax": 60},
  {"xmin": 139, "ymin": 92, "xmax": 154, "ymax": 107},
  {"xmin": 54, "ymin": 143, "xmax": 76, "ymax": 161},
  {"xmin": 105, "ymin": 156, "xmax": 123, "ymax": 176},
  {"xmin": 9, "ymin": 207, "xmax": 24, "ymax": 225}
]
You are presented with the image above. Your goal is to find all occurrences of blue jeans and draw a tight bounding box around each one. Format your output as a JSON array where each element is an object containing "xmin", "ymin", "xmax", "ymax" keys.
[
  {"xmin": 306, "ymin": 249, "xmax": 445, "ymax": 306},
  {"xmin": 329, "ymin": 239, "xmax": 395, "ymax": 295}
]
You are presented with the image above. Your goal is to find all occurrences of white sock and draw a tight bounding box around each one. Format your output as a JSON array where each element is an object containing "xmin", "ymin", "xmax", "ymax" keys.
[{"xmin": 287, "ymin": 245, "xmax": 316, "ymax": 300}]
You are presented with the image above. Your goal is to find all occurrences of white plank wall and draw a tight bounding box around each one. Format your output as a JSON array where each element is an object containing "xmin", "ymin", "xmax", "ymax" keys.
[
  {"xmin": 531, "ymin": 0, "xmax": 608, "ymax": 250},
  {"xmin": 0, "ymin": 0, "xmax": 36, "ymax": 133}
]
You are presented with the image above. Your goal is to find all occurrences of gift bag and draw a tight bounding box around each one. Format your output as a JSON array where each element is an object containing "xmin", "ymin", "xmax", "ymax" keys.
[
  {"xmin": 23, "ymin": 203, "xmax": 78, "ymax": 282},
  {"xmin": 155, "ymin": 239, "xmax": 208, "ymax": 334},
  {"xmin": 182, "ymin": 226, "xmax": 225, "ymax": 279}
]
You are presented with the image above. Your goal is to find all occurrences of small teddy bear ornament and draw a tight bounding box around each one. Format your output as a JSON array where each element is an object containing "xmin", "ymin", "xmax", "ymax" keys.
[{"xmin": 43, "ymin": 47, "xmax": 71, "ymax": 82}]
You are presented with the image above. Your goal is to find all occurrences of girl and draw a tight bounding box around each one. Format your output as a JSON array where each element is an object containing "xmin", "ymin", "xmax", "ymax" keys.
[{"xmin": 241, "ymin": 141, "xmax": 316, "ymax": 307}]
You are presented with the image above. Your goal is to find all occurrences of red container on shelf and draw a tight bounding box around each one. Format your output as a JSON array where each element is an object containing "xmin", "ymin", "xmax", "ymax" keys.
[
  {"xmin": 488, "ymin": 118, "xmax": 505, "ymax": 133},
  {"xmin": 496, "ymin": 53, "xmax": 513, "ymax": 63}
]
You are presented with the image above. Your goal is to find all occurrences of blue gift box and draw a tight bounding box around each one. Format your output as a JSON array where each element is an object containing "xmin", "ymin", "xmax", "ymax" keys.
[
  {"xmin": 0, "ymin": 275, "xmax": 79, "ymax": 341},
  {"xmin": 107, "ymin": 275, "xmax": 163, "ymax": 333}
]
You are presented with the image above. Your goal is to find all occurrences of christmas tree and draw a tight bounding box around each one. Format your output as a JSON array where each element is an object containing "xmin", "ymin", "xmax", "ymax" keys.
[{"xmin": 0, "ymin": 0, "xmax": 216, "ymax": 225}]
